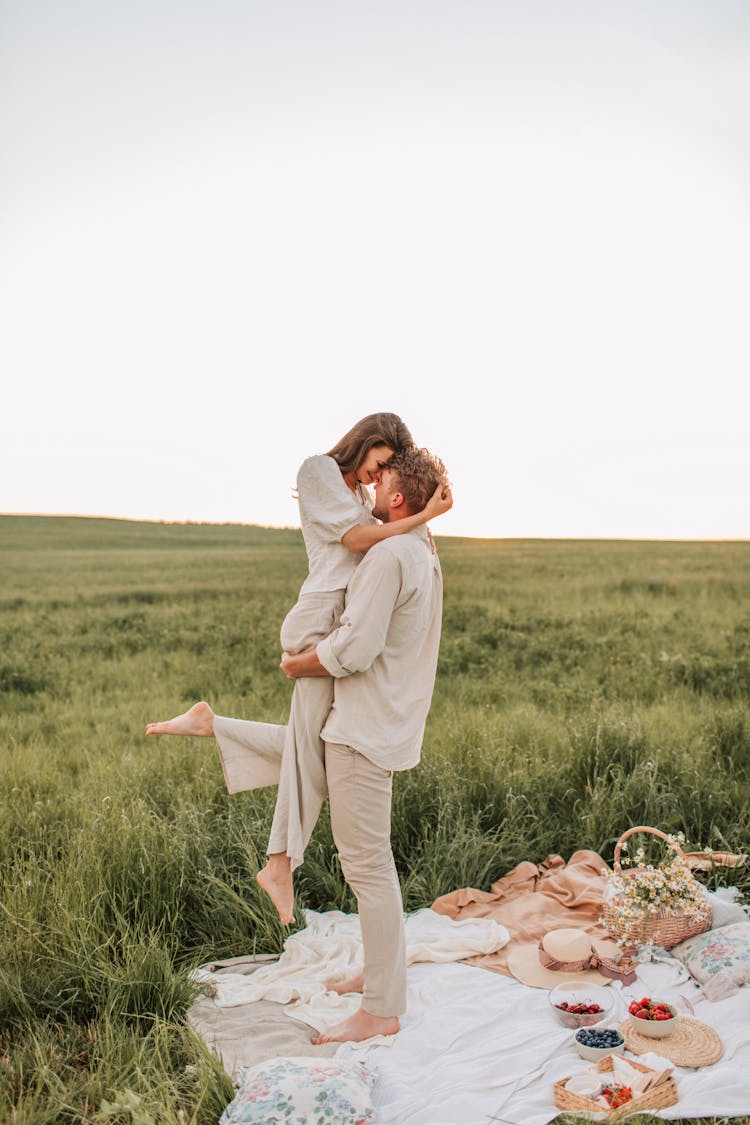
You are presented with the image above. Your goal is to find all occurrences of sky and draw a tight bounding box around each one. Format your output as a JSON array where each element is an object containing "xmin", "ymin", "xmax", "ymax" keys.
[{"xmin": 2, "ymin": 0, "xmax": 749, "ymax": 539}]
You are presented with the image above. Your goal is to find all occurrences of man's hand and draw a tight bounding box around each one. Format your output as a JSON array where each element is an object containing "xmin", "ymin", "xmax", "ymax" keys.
[{"xmin": 280, "ymin": 649, "xmax": 330, "ymax": 679}]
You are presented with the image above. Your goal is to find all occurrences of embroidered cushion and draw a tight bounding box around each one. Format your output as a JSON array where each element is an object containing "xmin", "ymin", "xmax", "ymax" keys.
[
  {"xmin": 220, "ymin": 1056, "xmax": 377, "ymax": 1125},
  {"xmin": 671, "ymin": 922, "xmax": 750, "ymax": 996}
]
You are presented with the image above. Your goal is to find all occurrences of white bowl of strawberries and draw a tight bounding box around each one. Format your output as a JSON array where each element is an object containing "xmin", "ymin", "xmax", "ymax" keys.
[{"xmin": 626, "ymin": 996, "xmax": 679, "ymax": 1038}]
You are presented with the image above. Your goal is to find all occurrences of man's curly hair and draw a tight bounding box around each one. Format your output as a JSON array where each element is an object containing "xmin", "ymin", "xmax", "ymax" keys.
[{"xmin": 386, "ymin": 447, "xmax": 448, "ymax": 514}]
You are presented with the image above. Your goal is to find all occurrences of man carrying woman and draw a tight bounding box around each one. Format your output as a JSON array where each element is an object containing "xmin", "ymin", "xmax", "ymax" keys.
[{"xmin": 147, "ymin": 424, "xmax": 449, "ymax": 1043}]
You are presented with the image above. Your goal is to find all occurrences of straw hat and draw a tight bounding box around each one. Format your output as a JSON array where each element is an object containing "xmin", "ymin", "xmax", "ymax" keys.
[{"xmin": 507, "ymin": 928, "xmax": 636, "ymax": 989}]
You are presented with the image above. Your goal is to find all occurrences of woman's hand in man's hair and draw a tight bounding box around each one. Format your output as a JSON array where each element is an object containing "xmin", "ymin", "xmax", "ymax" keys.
[{"xmin": 424, "ymin": 482, "xmax": 453, "ymax": 520}]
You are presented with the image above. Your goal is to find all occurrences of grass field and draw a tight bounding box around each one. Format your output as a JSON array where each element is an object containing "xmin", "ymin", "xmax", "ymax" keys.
[{"xmin": 1, "ymin": 514, "xmax": 748, "ymax": 1124}]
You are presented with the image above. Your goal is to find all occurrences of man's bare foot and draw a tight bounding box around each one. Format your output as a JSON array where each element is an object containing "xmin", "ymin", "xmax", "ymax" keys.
[
  {"xmin": 145, "ymin": 701, "xmax": 214, "ymax": 737},
  {"xmin": 312, "ymin": 1008, "xmax": 400, "ymax": 1045},
  {"xmin": 326, "ymin": 973, "xmax": 364, "ymax": 995},
  {"xmin": 256, "ymin": 860, "xmax": 295, "ymax": 926}
]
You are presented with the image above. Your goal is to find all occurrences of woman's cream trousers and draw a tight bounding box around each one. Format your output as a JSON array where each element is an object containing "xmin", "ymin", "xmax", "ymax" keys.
[{"xmin": 213, "ymin": 590, "xmax": 343, "ymax": 869}]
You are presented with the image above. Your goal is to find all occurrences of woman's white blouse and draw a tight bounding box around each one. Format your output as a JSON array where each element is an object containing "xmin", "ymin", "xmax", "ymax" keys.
[{"xmin": 297, "ymin": 455, "xmax": 377, "ymax": 594}]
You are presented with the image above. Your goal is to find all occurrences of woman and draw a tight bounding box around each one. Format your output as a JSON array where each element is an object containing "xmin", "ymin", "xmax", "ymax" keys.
[{"xmin": 146, "ymin": 413, "xmax": 451, "ymax": 924}]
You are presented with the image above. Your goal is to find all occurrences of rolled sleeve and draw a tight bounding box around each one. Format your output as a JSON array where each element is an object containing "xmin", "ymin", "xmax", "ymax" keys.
[
  {"xmin": 316, "ymin": 633, "xmax": 349, "ymax": 678},
  {"xmin": 316, "ymin": 548, "xmax": 401, "ymax": 677}
]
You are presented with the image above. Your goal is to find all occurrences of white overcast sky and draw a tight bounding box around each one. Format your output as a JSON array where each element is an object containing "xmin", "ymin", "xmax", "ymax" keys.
[{"xmin": 2, "ymin": 0, "xmax": 748, "ymax": 538}]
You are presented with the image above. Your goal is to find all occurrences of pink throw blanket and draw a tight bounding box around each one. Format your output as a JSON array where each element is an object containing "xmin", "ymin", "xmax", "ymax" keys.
[{"xmin": 431, "ymin": 850, "xmax": 614, "ymax": 976}]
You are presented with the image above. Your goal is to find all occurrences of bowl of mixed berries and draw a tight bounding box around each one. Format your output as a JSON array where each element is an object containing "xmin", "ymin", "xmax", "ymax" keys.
[
  {"xmin": 626, "ymin": 996, "xmax": 679, "ymax": 1038},
  {"xmin": 549, "ymin": 981, "xmax": 614, "ymax": 1028}
]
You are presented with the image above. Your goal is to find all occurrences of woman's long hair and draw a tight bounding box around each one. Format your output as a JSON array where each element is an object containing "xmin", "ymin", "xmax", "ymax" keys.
[{"xmin": 327, "ymin": 413, "xmax": 414, "ymax": 474}]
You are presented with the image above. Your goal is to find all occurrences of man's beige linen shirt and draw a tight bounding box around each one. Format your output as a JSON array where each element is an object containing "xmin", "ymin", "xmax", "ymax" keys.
[{"xmin": 316, "ymin": 525, "xmax": 443, "ymax": 771}]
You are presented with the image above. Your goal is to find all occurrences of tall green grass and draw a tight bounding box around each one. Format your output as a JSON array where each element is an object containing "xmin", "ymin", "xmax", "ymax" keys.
[{"xmin": 1, "ymin": 516, "xmax": 748, "ymax": 1122}]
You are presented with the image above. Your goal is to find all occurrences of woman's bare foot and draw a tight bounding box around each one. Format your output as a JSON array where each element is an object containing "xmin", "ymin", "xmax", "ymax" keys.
[
  {"xmin": 256, "ymin": 855, "xmax": 295, "ymax": 925},
  {"xmin": 145, "ymin": 701, "xmax": 214, "ymax": 737},
  {"xmin": 312, "ymin": 1008, "xmax": 399, "ymax": 1045},
  {"xmin": 326, "ymin": 973, "xmax": 364, "ymax": 995}
]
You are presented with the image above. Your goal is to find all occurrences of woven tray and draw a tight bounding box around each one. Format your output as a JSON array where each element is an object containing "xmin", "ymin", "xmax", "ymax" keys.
[
  {"xmin": 553, "ymin": 1054, "xmax": 678, "ymax": 1120},
  {"xmin": 619, "ymin": 1016, "xmax": 723, "ymax": 1068}
]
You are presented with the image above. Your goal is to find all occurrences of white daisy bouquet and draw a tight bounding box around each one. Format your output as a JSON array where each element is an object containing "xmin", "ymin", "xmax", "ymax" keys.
[{"xmin": 602, "ymin": 827, "xmax": 712, "ymax": 949}]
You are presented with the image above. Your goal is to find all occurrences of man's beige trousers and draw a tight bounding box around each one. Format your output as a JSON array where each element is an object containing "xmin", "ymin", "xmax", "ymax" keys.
[
  {"xmin": 211, "ymin": 720, "xmax": 407, "ymax": 1018},
  {"xmin": 324, "ymin": 741, "xmax": 407, "ymax": 1017}
]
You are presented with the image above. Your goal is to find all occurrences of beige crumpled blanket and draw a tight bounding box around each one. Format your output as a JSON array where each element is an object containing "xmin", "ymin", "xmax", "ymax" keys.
[{"xmin": 431, "ymin": 849, "xmax": 616, "ymax": 976}]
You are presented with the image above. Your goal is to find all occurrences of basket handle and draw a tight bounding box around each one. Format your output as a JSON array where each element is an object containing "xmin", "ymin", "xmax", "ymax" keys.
[{"xmin": 613, "ymin": 825, "xmax": 687, "ymax": 873}]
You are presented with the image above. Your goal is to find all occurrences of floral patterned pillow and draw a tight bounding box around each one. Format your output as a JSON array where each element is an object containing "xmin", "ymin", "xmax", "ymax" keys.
[
  {"xmin": 671, "ymin": 922, "xmax": 750, "ymax": 995},
  {"xmin": 220, "ymin": 1056, "xmax": 377, "ymax": 1125}
]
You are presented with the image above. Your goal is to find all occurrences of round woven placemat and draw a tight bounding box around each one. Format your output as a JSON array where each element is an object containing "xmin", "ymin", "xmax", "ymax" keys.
[{"xmin": 618, "ymin": 1016, "xmax": 723, "ymax": 1067}]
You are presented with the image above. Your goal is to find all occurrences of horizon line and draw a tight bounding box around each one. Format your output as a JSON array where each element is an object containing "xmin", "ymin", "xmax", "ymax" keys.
[{"xmin": 1, "ymin": 511, "xmax": 748, "ymax": 544}]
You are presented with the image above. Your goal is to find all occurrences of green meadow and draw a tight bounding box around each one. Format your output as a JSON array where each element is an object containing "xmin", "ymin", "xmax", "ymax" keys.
[{"xmin": 1, "ymin": 514, "xmax": 748, "ymax": 1124}]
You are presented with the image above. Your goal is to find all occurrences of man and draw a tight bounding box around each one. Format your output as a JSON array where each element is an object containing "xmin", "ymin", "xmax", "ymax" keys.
[
  {"xmin": 278, "ymin": 446, "xmax": 445, "ymax": 1043},
  {"xmin": 146, "ymin": 446, "xmax": 447, "ymax": 1044}
]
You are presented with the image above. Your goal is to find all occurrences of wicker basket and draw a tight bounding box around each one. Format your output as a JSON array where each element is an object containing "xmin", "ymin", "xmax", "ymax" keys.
[
  {"xmin": 601, "ymin": 826, "xmax": 712, "ymax": 950},
  {"xmin": 553, "ymin": 1053, "xmax": 678, "ymax": 1120}
]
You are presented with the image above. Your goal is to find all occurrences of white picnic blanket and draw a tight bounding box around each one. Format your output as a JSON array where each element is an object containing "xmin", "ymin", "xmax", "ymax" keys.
[
  {"xmin": 193, "ymin": 898, "xmax": 750, "ymax": 1122},
  {"xmin": 337, "ymin": 955, "xmax": 750, "ymax": 1123}
]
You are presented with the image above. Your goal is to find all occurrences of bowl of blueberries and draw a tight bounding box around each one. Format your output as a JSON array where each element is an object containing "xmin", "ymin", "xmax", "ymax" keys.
[{"xmin": 574, "ymin": 1026, "xmax": 626, "ymax": 1061}]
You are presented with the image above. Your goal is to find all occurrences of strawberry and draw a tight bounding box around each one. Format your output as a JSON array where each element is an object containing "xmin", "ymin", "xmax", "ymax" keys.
[
  {"xmin": 602, "ymin": 1084, "xmax": 633, "ymax": 1108},
  {"xmin": 639, "ymin": 997, "xmax": 651, "ymax": 1007},
  {"xmin": 628, "ymin": 1001, "xmax": 640, "ymax": 1015},
  {"xmin": 635, "ymin": 1008, "xmax": 650, "ymax": 1019},
  {"xmin": 654, "ymin": 1011, "xmax": 672, "ymax": 1020}
]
